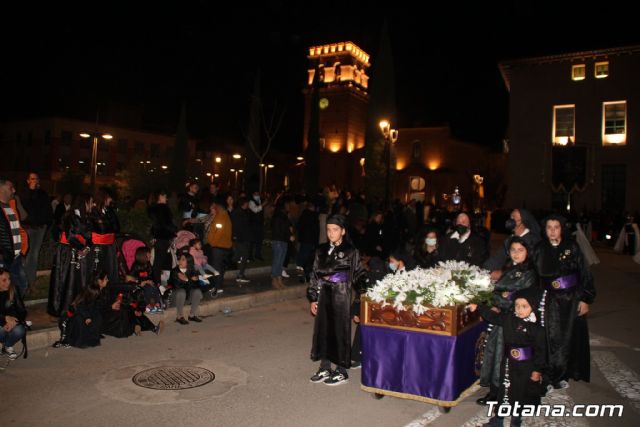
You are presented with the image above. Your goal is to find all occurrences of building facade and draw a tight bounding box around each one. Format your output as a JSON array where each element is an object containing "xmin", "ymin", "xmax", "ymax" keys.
[
  {"xmin": 0, "ymin": 117, "xmax": 197, "ymax": 192},
  {"xmin": 392, "ymin": 127, "xmax": 502, "ymax": 210},
  {"xmin": 500, "ymin": 45, "xmax": 640, "ymax": 214},
  {"xmin": 303, "ymin": 41, "xmax": 370, "ymax": 189}
]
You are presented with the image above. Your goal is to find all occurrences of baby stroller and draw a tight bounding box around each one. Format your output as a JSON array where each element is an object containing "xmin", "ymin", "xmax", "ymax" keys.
[
  {"xmin": 117, "ymin": 233, "xmax": 170, "ymax": 309},
  {"xmin": 116, "ymin": 233, "xmax": 147, "ymax": 281}
]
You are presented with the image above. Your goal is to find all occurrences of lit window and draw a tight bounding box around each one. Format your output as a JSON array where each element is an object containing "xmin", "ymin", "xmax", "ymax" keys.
[
  {"xmin": 595, "ymin": 61, "xmax": 609, "ymax": 79},
  {"xmin": 552, "ymin": 105, "xmax": 575, "ymax": 145},
  {"xmin": 602, "ymin": 101, "xmax": 626, "ymax": 145},
  {"xmin": 572, "ymin": 64, "xmax": 586, "ymax": 81}
]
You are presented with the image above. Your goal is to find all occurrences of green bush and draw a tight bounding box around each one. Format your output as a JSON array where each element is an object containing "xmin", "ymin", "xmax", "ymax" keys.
[{"xmin": 117, "ymin": 207, "xmax": 152, "ymax": 243}]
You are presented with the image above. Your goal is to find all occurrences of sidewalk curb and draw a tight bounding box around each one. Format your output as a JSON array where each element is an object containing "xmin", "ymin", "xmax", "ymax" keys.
[
  {"xmin": 26, "ymin": 284, "xmax": 307, "ymax": 352},
  {"xmin": 28, "ymin": 264, "xmax": 288, "ymax": 307}
]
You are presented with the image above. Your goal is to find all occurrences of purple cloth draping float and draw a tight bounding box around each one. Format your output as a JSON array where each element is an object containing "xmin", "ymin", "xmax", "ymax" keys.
[{"xmin": 361, "ymin": 322, "xmax": 485, "ymax": 404}]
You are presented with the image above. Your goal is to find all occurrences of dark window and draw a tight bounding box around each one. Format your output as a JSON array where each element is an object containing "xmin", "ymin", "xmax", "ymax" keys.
[
  {"xmin": 61, "ymin": 130, "xmax": 72, "ymax": 146},
  {"xmin": 118, "ymin": 138, "xmax": 128, "ymax": 153},
  {"xmin": 151, "ymin": 143, "xmax": 160, "ymax": 158},
  {"xmin": 554, "ymin": 106, "xmax": 575, "ymax": 140},
  {"xmin": 135, "ymin": 141, "xmax": 144, "ymax": 152},
  {"xmin": 601, "ymin": 164, "xmax": 626, "ymax": 213}
]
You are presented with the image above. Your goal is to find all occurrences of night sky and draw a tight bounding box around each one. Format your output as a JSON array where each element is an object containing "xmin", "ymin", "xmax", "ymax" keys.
[{"xmin": 2, "ymin": 2, "xmax": 638, "ymax": 153}]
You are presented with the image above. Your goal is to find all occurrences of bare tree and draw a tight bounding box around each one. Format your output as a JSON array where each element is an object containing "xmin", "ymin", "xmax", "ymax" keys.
[{"xmin": 241, "ymin": 96, "xmax": 286, "ymax": 193}]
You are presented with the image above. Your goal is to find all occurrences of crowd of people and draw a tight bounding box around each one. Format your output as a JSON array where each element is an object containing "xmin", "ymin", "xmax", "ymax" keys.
[{"xmin": 1, "ymin": 172, "xmax": 639, "ymax": 425}]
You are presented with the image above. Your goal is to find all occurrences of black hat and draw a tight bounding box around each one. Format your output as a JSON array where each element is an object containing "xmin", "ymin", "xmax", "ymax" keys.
[
  {"xmin": 512, "ymin": 287, "xmax": 545, "ymax": 316},
  {"xmin": 327, "ymin": 214, "xmax": 347, "ymax": 229}
]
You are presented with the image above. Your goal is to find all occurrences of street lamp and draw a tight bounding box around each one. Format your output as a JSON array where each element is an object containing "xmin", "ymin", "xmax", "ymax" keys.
[
  {"xmin": 80, "ymin": 131, "xmax": 113, "ymax": 192},
  {"xmin": 379, "ymin": 120, "xmax": 399, "ymax": 206}
]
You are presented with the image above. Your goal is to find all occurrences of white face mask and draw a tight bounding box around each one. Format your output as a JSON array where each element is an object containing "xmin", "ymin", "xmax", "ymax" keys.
[{"xmin": 426, "ymin": 238, "xmax": 437, "ymax": 246}]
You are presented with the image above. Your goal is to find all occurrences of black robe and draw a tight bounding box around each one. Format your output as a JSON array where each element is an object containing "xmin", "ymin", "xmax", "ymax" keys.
[
  {"xmin": 477, "ymin": 305, "xmax": 546, "ymax": 407},
  {"xmin": 64, "ymin": 298, "xmax": 103, "ymax": 348},
  {"xmin": 47, "ymin": 213, "xmax": 93, "ymax": 317},
  {"xmin": 101, "ymin": 284, "xmax": 155, "ymax": 338},
  {"xmin": 308, "ymin": 241, "xmax": 365, "ymax": 368},
  {"xmin": 89, "ymin": 206, "xmax": 120, "ymax": 284},
  {"xmin": 533, "ymin": 239, "xmax": 596, "ymax": 384},
  {"xmin": 441, "ymin": 232, "xmax": 489, "ymax": 267},
  {"xmin": 480, "ymin": 267, "xmax": 537, "ymax": 389}
]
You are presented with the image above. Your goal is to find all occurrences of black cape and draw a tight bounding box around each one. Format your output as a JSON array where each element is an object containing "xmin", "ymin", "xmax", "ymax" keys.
[
  {"xmin": 479, "ymin": 267, "xmax": 537, "ymax": 389},
  {"xmin": 307, "ymin": 241, "xmax": 364, "ymax": 368},
  {"xmin": 533, "ymin": 239, "xmax": 595, "ymax": 384},
  {"xmin": 478, "ymin": 305, "xmax": 546, "ymax": 407}
]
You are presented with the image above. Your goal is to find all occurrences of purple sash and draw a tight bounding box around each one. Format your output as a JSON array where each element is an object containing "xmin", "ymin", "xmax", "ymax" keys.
[
  {"xmin": 506, "ymin": 346, "xmax": 534, "ymax": 361},
  {"xmin": 544, "ymin": 273, "xmax": 578, "ymax": 291},
  {"xmin": 326, "ymin": 272, "xmax": 349, "ymax": 283}
]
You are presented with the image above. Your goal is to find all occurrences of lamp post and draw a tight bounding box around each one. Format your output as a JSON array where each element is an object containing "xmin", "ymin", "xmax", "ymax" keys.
[
  {"xmin": 260, "ymin": 164, "xmax": 274, "ymax": 192},
  {"xmin": 379, "ymin": 120, "xmax": 399, "ymax": 206},
  {"xmin": 79, "ymin": 131, "xmax": 113, "ymax": 192}
]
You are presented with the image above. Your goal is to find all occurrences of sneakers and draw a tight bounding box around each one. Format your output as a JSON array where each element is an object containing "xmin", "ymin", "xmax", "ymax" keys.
[
  {"xmin": 52, "ymin": 341, "xmax": 71, "ymax": 349},
  {"xmin": 236, "ymin": 277, "xmax": 250, "ymax": 283},
  {"xmin": 3, "ymin": 346, "xmax": 18, "ymax": 360},
  {"xmin": 188, "ymin": 316, "xmax": 203, "ymax": 323},
  {"xmin": 324, "ymin": 371, "xmax": 349, "ymax": 386},
  {"xmin": 350, "ymin": 361, "xmax": 361, "ymax": 369},
  {"xmin": 281, "ymin": 270, "xmax": 290, "ymax": 278},
  {"xmin": 154, "ymin": 321, "xmax": 165, "ymax": 335},
  {"xmin": 176, "ymin": 317, "xmax": 189, "ymax": 325},
  {"xmin": 310, "ymin": 369, "xmax": 332, "ymax": 383},
  {"xmin": 296, "ymin": 266, "xmax": 305, "ymax": 272}
]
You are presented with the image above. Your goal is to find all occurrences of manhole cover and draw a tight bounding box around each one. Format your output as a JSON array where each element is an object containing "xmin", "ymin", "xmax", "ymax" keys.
[{"xmin": 132, "ymin": 366, "xmax": 215, "ymax": 390}]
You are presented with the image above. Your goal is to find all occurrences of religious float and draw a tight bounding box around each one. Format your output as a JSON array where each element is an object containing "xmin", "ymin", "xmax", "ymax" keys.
[{"xmin": 360, "ymin": 261, "xmax": 493, "ymax": 412}]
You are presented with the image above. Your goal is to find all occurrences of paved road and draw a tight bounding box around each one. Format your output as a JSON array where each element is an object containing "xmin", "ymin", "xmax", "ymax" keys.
[{"xmin": 1, "ymin": 247, "xmax": 639, "ymax": 427}]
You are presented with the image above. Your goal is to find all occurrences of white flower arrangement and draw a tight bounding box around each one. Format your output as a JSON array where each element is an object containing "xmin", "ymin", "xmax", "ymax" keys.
[{"xmin": 366, "ymin": 261, "xmax": 493, "ymax": 314}]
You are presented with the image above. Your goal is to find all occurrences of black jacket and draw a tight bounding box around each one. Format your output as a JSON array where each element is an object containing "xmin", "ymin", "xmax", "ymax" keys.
[
  {"xmin": 297, "ymin": 208, "xmax": 319, "ymax": 245},
  {"xmin": 271, "ymin": 209, "xmax": 292, "ymax": 242},
  {"xmin": 147, "ymin": 204, "xmax": 177, "ymax": 240},
  {"xmin": 231, "ymin": 207, "xmax": 252, "ymax": 242},
  {"xmin": 441, "ymin": 232, "xmax": 489, "ymax": 267},
  {"xmin": 20, "ymin": 188, "xmax": 53, "ymax": 228},
  {"xmin": 178, "ymin": 192, "xmax": 200, "ymax": 217},
  {"xmin": 0, "ymin": 288, "xmax": 27, "ymax": 324},
  {"xmin": 89, "ymin": 206, "xmax": 120, "ymax": 234}
]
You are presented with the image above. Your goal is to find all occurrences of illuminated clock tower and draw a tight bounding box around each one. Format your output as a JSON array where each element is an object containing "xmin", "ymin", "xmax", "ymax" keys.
[{"xmin": 303, "ymin": 41, "xmax": 370, "ymax": 189}]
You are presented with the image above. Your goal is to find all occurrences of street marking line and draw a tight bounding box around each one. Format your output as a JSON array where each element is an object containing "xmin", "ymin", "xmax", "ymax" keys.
[
  {"xmin": 592, "ymin": 350, "xmax": 640, "ymax": 413},
  {"xmin": 589, "ymin": 333, "xmax": 630, "ymax": 349},
  {"xmin": 404, "ymin": 408, "xmax": 441, "ymax": 427}
]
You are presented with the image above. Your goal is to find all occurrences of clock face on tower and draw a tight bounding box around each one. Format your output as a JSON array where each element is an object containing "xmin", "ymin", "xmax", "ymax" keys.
[{"xmin": 319, "ymin": 98, "xmax": 329, "ymax": 110}]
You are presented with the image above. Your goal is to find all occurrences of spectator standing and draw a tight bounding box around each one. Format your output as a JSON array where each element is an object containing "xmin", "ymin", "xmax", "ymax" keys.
[
  {"xmin": 20, "ymin": 173, "xmax": 52, "ymax": 291},
  {"xmin": 270, "ymin": 200, "xmax": 293, "ymax": 289},
  {"xmin": 206, "ymin": 201, "xmax": 232, "ymax": 292},
  {"xmin": 296, "ymin": 199, "xmax": 319, "ymax": 282},
  {"xmin": 0, "ymin": 179, "xmax": 29, "ymax": 298},
  {"xmin": 248, "ymin": 190, "xmax": 265, "ymax": 261},
  {"xmin": 147, "ymin": 190, "xmax": 177, "ymax": 286},
  {"xmin": 230, "ymin": 197, "xmax": 252, "ymax": 283}
]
